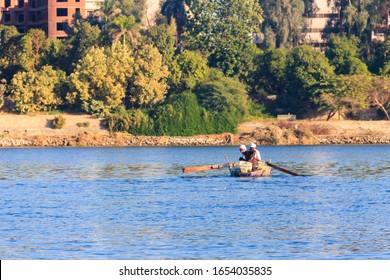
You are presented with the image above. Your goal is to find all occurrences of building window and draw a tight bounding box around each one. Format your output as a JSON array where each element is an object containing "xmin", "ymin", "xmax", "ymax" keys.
[
  {"xmin": 56, "ymin": 0, "xmax": 68, "ymax": 2},
  {"xmin": 18, "ymin": 14, "xmax": 24, "ymax": 23},
  {"xmin": 4, "ymin": 13, "xmax": 11, "ymax": 22},
  {"xmin": 29, "ymin": 12, "xmax": 37, "ymax": 22},
  {"xmin": 76, "ymin": 0, "xmax": 80, "ymax": 2},
  {"xmin": 18, "ymin": 0, "xmax": 24, "ymax": 8},
  {"xmin": 75, "ymin": 8, "xmax": 81, "ymax": 17},
  {"xmin": 56, "ymin": 8, "xmax": 68, "ymax": 17},
  {"xmin": 5, "ymin": 0, "xmax": 11, "ymax": 8},
  {"xmin": 30, "ymin": 0, "xmax": 36, "ymax": 8},
  {"xmin": 56, "ymin": 22, "xmax": 65, "ymax": 31}
]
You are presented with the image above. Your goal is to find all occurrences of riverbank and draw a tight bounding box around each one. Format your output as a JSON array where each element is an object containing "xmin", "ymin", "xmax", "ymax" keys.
[
  {"xmin": 1, "ymin": 113, "xmax": 390, "ymax": 147},
  {"xmin": 237, "ymin": 119, "xmax": 390, "ymax": 145}
]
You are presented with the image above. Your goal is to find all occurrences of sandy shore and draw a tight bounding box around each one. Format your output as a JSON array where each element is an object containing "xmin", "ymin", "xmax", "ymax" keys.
[
  {"xmin": 1, "ymin": 113, "xmax": 390, "ymax": 147},
  {"xmin": 0, "ymin": 113, "xmax": 109, "ymax": 136}
]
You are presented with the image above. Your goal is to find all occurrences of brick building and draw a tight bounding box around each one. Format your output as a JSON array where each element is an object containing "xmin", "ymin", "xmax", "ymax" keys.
[{"xmin": 0, "ymin": 0, "xmax": 103, "ymax": 38}]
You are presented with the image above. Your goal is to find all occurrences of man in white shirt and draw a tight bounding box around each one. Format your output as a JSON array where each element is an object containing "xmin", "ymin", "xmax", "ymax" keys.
[{"xmin": 249, "ymin": 143, "xmax": 261, "ymax": 161}]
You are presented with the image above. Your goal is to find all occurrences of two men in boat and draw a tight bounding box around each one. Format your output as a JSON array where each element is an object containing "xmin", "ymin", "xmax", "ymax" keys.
[{"xmin": 239, "ymin": 143, "xmax": 261, "ymax": 171}]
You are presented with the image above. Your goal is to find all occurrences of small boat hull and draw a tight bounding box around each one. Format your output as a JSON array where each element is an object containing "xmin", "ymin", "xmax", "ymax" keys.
[{"xmin": 229, "ymin": 161, "xmax": 271, "ymax": 177}]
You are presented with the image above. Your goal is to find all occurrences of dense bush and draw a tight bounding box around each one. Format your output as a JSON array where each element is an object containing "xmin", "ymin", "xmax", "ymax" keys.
[
  {"xmin": 52, "ymin": 115, "xmax": 66, "ymax": 129},
  {"xmin": 153, "ymin": 91, "xmax": 212, "ymax": 136},
  {"xmin": 104, "ymin": 90, "xmax": 242, "ymax": 136},
  {"xmin": 104, "ymin": 107, "xmax": 153, "ymax": 135}
]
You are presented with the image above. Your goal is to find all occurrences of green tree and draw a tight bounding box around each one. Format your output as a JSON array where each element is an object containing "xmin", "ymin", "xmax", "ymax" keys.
[
  {"xmin": 313, "ymin": 75, "xmax": 371, "ymax": 120},
  {"xmin": 19, "ymin": 29, "xmax": 53, "ymax": 71},
  {"xmin": 98, "ymin": 0, "xmax": 145, "ymax": 22},
  {"xmin": 93, "ymin": 0, "xmax": 145, "ymax": 44},
  {"xmin": 208, "ymin": 40, "xmax": 262, "ymax": 79},
  {"xmin": 169, "ymin": 50, "xmax": 209, "ymax": 92},
  {"xmin": 110, "ymin": 14, "xmax": 139, "ymax": 44},
  {"xmin": 185, "ymin": 0, "xmax": 263, "ymax": 52},
  {"xmin": 184, "ymin": 0, "xmax": 262, "ymax": 80},
  {"xmin": 141, "ymin": 24, "xmax": 176, "ymax": 65},
  {"xmin": 9, "ymin": 66, "xmax": 65, "ymax": 114},
  {"xmin": 369, "ymin": 76, "xmax": 390, "ymax": 120},
  {"xmin": 284, "ymin": 45, "xmax": 335, "ymax": 117},
  {"xmin": 380, "ymin": 62, "xmax": 390, "ymax": 76},
  {"xmin": 0, "ymin": 25, "xmax": 21, "ymax": 81},
  {"xmin": 67, "ymin": 44, "xmax": 134, "ymax": 115},
  {"xmin": 250, "ymin": 48, "xmax": 288, "ymax": 96},
  {"xmin": 195, "ymin": 69, "xmax": 250, "ymax": 125},
  {"xmin": 259, "ymin": 0, "xmax": 306, "ymax": 48},
  {"xmin": 379, "ymin": 38, "xmax": 390, "ymax": 76},
  {"xmin": 334, "ymin": 0, "xmax": 379, "ymax": 37},
  {"xmin": 129, "ymin": 44, "xmax": 169, "ymax": 107},
  {"xmin": 63, "ymin": 19, "xmax": 102, "ymax": 73},
  {"xmin": 0, "ymin": 79, "xmax": 7, "ymax": 110},
  {"xmin": 0, "ymin": 24, "xmax": 20, "ymax": 42},
  {"xmin": 325, "ymin": 35, "xmax": 369, "ymax": 75},
  {"xmin": 161, "ymin": 0, "xmax": 191, "ymax": 44}
]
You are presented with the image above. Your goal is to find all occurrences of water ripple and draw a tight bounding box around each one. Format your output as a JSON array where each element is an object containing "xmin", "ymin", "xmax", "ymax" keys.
[{"xmin": 0, "ymin": 146, "xmax": 390, "ymax": 259}]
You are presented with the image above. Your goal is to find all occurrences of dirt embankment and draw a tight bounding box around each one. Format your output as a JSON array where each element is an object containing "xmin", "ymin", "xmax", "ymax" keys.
[
  {"xmin": 0, "ymin": 113, "xmax": 233, "ymax": 147},
  {"xmin": 1, "ymin": 113, "xmax": 390, "ymax": 147},
  {"xmin": 237, "ymin": 120, "xmax": 390, "ymax": 145}
]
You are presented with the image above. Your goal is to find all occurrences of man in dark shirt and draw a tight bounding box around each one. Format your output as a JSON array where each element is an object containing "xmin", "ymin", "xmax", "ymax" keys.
[
  {"xmin": 239, "ymin": 144, "xmax": 259, "ymax": 171},
  {"xmin": 239, "ymin": 144, "xmax": 251, "ymax": 161}
]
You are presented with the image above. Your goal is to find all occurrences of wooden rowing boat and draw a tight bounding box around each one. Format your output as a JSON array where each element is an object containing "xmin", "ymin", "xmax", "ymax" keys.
[
  {"xmin": 182, "ymin": 159, "xmax": 298, "ymax": 177},
  {"xmin": 229, "ymin": 161, "xmax": 272, "ymax": 177}
]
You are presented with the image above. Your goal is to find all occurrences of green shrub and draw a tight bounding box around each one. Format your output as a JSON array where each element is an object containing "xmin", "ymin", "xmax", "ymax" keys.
[
  {"xmin": 103, "ymin": 90, "xmax": 241, "ymax": 136},
  {"xmin": 53, "ymin": 115, "xmax": 66, "ymax": 129},
  {"xmin": 153, "ymin": 91, "xmax": 215, "ymax": 136},
  {"xmin": 104, "ymin": 109, "xmax": 153, "ymax": 135},
  {"xmin": 247, "ymin": 101, "xmax": 270, "ymax": 120},
  {"xmin": 195, "ymin": 74, "xmax": 249, "ymax": 123},
  {"xmin": 104, "ymin": 112, "xmax": 131, "ymax": 133}
]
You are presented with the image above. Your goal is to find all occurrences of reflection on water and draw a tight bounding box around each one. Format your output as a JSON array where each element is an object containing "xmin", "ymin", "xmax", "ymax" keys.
[
  {"xmin": 292, "ymin": 161, "xmax": 390, "ymax": 178},
  {"xmin": 0, "ymin": 146, "xmax": 390, "ymax": 259}
]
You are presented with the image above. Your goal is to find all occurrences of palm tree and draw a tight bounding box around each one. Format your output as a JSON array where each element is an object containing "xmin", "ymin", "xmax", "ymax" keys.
[
  {"xmin": 111, "ymin": 14, "xmax": 139, "ymax": 45},
  {"xmin": 89, "ymin": 0, "xmax": 121, "ymax": 30},
  {"xmin": 161, "ymin": 0, "xmax": 191, "ymax": 44}
]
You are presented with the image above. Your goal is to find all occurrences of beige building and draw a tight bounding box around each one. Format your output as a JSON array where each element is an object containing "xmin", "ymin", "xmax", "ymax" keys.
[
  {"xmin": 305, "ymin": 0, "xmax": 338, "ymax": 48},
  {"xmin": 85, "ymin": 0, "xmax": 103, "ymax": 17}
]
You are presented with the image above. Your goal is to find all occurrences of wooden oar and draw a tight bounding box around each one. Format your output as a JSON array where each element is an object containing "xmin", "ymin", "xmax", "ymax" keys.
[
  {"xmin": 182, "ymin": 163, "xmax": 230, "ymax": 173},
  {"xmin": 265, "ymin": 161, "xmax": 300, "ymax": 176}
]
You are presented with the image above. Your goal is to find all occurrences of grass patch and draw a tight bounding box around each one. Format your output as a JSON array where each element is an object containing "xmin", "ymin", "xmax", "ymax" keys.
[{"xmin": 76, "ymin": 122, "xmax": 90, "ymax": 128}]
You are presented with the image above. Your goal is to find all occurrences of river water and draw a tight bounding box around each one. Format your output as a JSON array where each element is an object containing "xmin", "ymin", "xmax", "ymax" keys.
[{"xmin": 1, "ymin": 145, "xmax": 389, "ymax": 260}]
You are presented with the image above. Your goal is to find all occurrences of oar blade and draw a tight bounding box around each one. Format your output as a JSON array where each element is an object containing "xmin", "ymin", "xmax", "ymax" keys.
[{"xmin": 265, "ymin": 161, "xmax": 300, "ymax": 176}]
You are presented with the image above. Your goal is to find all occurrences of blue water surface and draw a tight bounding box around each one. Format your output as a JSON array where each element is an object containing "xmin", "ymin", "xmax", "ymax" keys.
[{"xmin": 0, "ymin": 145, "xmax": 389, "ymax": 259}]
